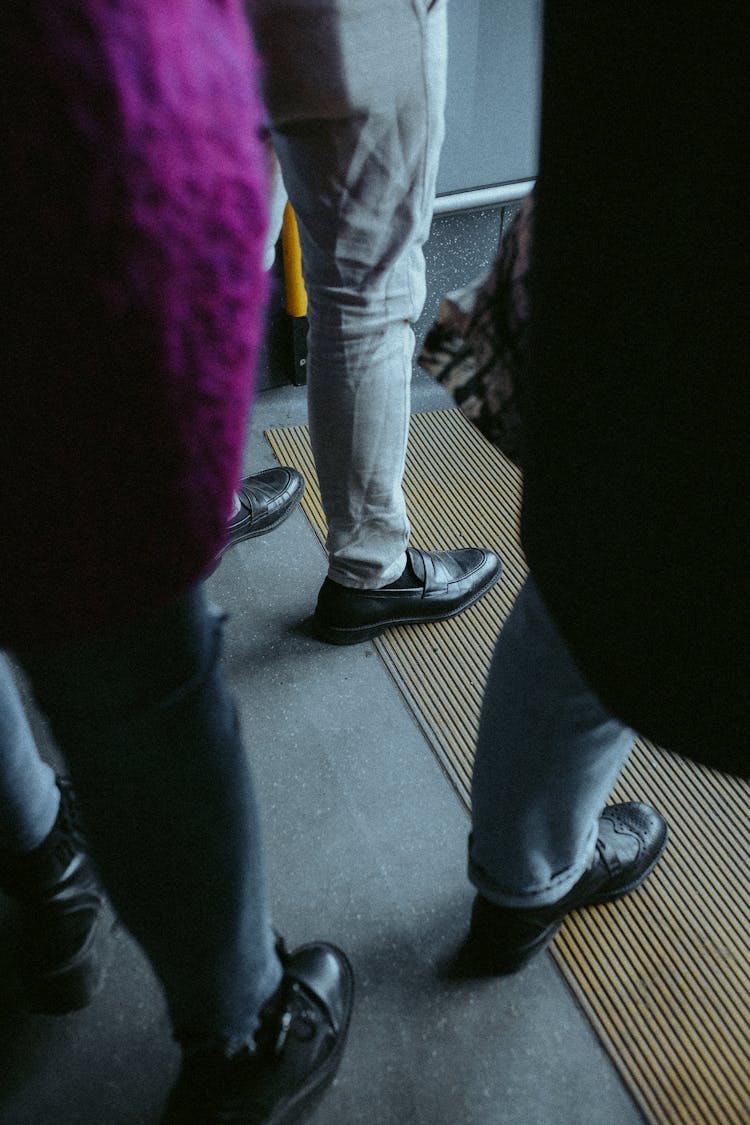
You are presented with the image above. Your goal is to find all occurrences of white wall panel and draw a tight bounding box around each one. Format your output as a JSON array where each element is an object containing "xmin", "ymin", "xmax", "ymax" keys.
[{"xmin": 437, "ymin": 0, "xmax": 542, "ymax": 198}]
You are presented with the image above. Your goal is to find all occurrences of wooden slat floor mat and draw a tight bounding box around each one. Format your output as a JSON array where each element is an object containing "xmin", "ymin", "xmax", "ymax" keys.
[{"xmin": 266, "ymin": 408, "xmax": 750, "ymax": 1124}]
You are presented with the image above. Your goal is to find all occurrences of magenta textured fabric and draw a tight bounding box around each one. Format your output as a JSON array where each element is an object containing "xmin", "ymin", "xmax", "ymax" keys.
[{"xmin": 1, "ymin": 2, "xmax": 268, "ymax": 649}]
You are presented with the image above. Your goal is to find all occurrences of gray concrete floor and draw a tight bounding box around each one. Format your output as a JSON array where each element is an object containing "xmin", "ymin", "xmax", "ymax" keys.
[{"xmin": 0, "ymin": 210, "xmax": 645, "ymax": 1124}]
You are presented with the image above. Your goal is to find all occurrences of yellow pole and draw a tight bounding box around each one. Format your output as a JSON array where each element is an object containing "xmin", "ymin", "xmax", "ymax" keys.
[{"xmin": 281, "ymin": 202, "xmax": 308, "ymax": 318}]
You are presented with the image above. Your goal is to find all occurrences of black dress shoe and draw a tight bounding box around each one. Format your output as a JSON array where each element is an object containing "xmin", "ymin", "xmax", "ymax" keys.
[
  {"xmin": 313, "ymin": 546, "xmax": 502, "ymax": 645},
  {"xmin": 445, "ymin": 802, "xmax": 668, "ymax": 978},
  {"xmin": 0, "ymin": 776, "xmax": 109, "ymax": 1014},
  {"xmin": 220, "ymin": 468, "xmax": 305, "ymax": 555},
  {"xmin": 163, "ymin": 941, "xmax": 354, "ymax": 1125}
]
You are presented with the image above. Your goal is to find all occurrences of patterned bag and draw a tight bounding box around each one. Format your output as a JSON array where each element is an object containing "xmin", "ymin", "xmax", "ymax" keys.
[{"xmin": 418, "ymin": 192, "xmax": 533, "ymax": 467}]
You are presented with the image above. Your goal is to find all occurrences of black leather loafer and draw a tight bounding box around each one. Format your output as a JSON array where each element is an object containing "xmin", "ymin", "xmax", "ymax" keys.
[
  {"xmin": 220, "ymin": 468, "xmax": 305, "ymax": 555},
  {"xmin": 163, "ymin": 941, "xmax": 354, "ymax": 1125},
  {"xmin": 445, "ymin": 802, "xmax": 668, "ymax": 978},
  {"xmin": 313, "ymin": 545, "xmax": 502, "ymax": 645}
]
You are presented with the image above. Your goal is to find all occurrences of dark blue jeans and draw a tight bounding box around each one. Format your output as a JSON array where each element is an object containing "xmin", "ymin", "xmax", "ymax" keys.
[{"xmin": 3, "ymin": 586, "xmax": 282, "ymax": 1050}]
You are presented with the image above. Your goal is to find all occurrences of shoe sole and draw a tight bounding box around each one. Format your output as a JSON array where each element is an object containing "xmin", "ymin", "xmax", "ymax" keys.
[
  {"xmin": 218, "ymin": 485, "xmax": 305, "ymax": 556},
  {"xmin": 269, "ymin": 943, "xmax": 355, "ymax": 1125},
  {"xmin": 313, "ymin": 565, "xmax": 502, "ymax": 646}
]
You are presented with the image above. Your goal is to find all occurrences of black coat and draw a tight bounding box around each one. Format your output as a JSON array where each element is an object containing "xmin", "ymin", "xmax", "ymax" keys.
[{"xmin": 521, "ymin": 7, "xmax": 749, "ymax": 775}]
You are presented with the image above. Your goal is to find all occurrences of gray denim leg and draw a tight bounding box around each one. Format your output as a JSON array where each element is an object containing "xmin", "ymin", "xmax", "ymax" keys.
[
  {"xmin": 470, "ymin": 578, "xmax": 636, "ymax": 908},
  {"xmin": 251, "ymin": 0, "xmax": 448, "ymax": 586}
]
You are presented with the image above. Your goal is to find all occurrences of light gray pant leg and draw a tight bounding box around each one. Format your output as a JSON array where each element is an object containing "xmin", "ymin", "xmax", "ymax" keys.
[
  {"xmin": 469, "ymin": 579, "xmax": 636, "ymax": 908},
  {"xmin": 0, "ymin": 653, "xmax": 59, "ymax": 853},
  {"xmin": 250, "ymin": 0, "xmax": 448, "ymax": 587},
  {"xmin": 262, "ymin": 144, "xmax": 287, "ymax": 272}
]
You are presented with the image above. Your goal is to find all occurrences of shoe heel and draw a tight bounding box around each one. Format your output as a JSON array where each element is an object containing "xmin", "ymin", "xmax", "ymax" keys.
[
  {"xmin": 25, "ymin": 956, "xmax": 103, "ymax": 1014},
  {"xmin": 23, "ymin": 912, "xmax": 111, "ymax": 1015}
]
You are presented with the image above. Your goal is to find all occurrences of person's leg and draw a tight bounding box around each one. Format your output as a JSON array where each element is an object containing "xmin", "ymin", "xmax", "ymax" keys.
[
  {"xmin": 470, "ymin": 577, "xmax": 637, "ymax": 904},
  {"xmin": 454, "ymin": 577, "xmax": 667, "ymax": 975},
  {"xmin": 18, "ymin": 588, "xmax": 353, "ymax": 1120},
  {"xmin": 0, "ymin": 653, "xmax": 59, "ymax": 853},
  {"xmin": 216, "ymin": 145, "xmax": 303, "ymax": 559},
  {"xmin": 0, "ymin": 653, "xmax": 107, "ymax": 1012},
  {"xmin": 262, "ymin": 140, "xmax": 288, "ymax": 273},
  {"xmin": 18, "ymin": 587, "xmax": 282, "ymax": 1047},
  {"xmin": 250, "ymin": 0, "xmax": 501, "ymax": 644},
  {"xmin": 251, "ymin": 0, "xmax": 448, "ymax": 588}
]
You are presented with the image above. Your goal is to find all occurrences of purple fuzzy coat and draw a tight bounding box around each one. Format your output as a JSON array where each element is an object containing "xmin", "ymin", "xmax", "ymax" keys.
[{"xmin": 1, "ymin": 1, "xmax": 268, "ymax": 650}]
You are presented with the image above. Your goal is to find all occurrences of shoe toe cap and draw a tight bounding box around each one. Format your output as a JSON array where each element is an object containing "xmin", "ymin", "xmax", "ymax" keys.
[
  {"xmin": 603, "ymin": 801, "xmax": 668, "ymax": 852},
  {"xmin": 286, "ymin": 943, "xmax": 354, "ymax": 1034}
]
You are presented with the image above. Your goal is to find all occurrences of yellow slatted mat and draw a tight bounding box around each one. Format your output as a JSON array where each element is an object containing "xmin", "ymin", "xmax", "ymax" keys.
[{"xmin": 266, "ymin": 408, "xmax": 750, "ymax": 1125}]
